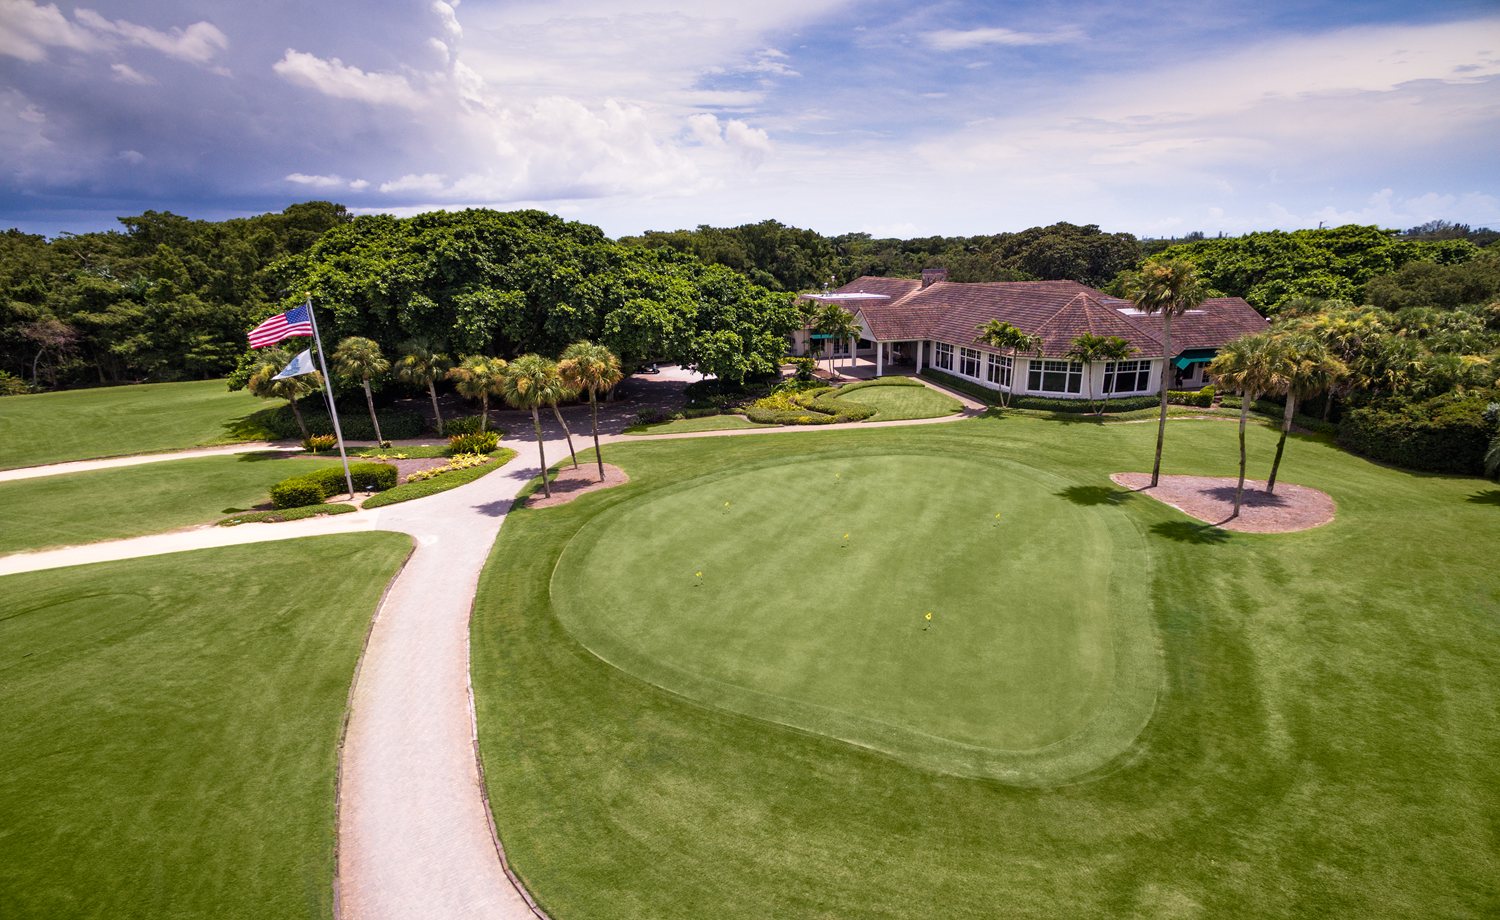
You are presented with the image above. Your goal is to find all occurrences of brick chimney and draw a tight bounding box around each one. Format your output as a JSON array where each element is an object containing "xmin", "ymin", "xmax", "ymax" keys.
[{"xmin": 921, "ymin": 267, "xmax": 948, "ymax": 288}]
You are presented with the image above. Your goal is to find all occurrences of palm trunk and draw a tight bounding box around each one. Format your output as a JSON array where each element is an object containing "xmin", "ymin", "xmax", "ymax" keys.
[
  {"xmin": 31, "ymin": 347, "xmax": 44, "ymax": 385},
  {"xmin": 589, "ymin": 390, "xmax": 605, "ymax": 481},
  {"xmin": 1151, "ymin": 313, "xmax": 1174, "ymax": 486},
  {"xmin": 362, "ymin": 379, "xmax": 384, "ymax": 444},
  {"xmin": 479, "ymin": 394, "xmax": 488, "ymax": 432},
  {"xmin": 552, "ymin": 403, "xmax": 579, "ymax": 468},
  {"xmin": 1267, "ymin": 394, "xmax": 1296, "ymax": 493},
  {"xmin": 289, "ymin": 397, "xmax": 309, "ymax": 439},
  {"xmin": 1232, "ymin": 395, "xmax": 1252, "ymax": 518},
  {"xmin": 1321, "ymin": 391, "xmax": 1334, "ymax": 422},
  {"xmin": 532, "ymin": 406, "xmax": 551, "ymax": 497},
  {"xmin": 428, "ymin": 381, "xmax": 444, "ymax": 435}
]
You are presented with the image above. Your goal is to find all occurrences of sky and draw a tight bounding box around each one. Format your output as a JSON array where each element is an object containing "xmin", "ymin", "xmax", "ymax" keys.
[{"xmin": 2, "ymin": 0, "xmax": 1498, "ymax": 240}]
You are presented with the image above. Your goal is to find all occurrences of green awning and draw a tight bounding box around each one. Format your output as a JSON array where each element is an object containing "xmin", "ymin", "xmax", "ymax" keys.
[{"xmin": 1173, "ymin": 348, "xmax": 1218, "ymax": 370}]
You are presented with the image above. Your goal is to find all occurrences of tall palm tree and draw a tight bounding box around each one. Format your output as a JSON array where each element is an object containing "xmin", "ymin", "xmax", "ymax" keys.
[
  {"xmin": 332, "ymin": 336, "xmax": 390, "ymax": 443},
  {"xmin": 499, "ymin": 354, "xmax": 567, "ymax": 498},
  {"xmin": 976, "ymin": 320, "xmax": 1042, "ymax": 408},
  {"xmin": 246, "ymin": 346, "xmax": 321, "ymax": 439},
  {"xmin": 395, "ymin": 340, "xmax": 453, "ymax": 435},
  {"xmin": 1265, "ymin": 334, "xmax": 1348, "ymax": 493},
  {"xmin": 550, "ymin": 380, "xmax": 581, "ymax": 470},
  {"xmin": 1208, "ymin": 333, "xmax": 1283, "ymax": 519},
  {"xmin": 447, "ymin": 354, "xmax": 508, "ymax": 431},
  {"xmin": 1125, "ymin": 258, "xmax": 1209, "ymax": 486},
  {"xmin": 559, "ymin": 341, "xmax": 623, "ymax": 481},
  {"xmin": 1065, "ymin": 333, "xmax": 1134, "ymax": 416},
  {"xmin": 813, "ymin": 304, "xmax": 861, "ymax": 377}
]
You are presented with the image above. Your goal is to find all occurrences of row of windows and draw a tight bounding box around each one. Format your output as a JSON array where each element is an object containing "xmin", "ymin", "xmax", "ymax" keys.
[{"xmin": 926, "ymin": 345, "xmax": 1155, "ymax": 395}]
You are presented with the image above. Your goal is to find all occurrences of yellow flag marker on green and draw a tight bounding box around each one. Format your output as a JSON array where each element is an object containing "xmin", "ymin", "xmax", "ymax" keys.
[{"xmin": 923, "ymin": 610, "xmax": 933, "ymax": 631}]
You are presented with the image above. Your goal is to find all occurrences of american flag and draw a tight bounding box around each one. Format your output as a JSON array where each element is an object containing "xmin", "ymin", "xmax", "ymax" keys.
[{"xmin": 247, "ymin": 303, "xmax": 314, "ymax": 349}]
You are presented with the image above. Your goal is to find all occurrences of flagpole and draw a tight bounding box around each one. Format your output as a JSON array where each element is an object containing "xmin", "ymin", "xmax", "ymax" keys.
[{"xmin": 304, "ymin": 295, "xmax": 355, "ymax": 498}]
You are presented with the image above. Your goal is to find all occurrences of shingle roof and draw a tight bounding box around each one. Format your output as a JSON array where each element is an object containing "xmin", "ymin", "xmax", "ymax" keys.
[{"xmin": 820, "ymin": 276, "xmax": 1264, "ymax": 357}]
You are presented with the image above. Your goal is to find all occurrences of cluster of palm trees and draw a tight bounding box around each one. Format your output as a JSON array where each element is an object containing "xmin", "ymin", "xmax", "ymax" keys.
[
  {"xmin": 809, "ymin": 303, "xmax": 862, "ymax": 377},
  {"xmin": 248, "ymin": 338, "xmax": 625, "ymax": 497}
]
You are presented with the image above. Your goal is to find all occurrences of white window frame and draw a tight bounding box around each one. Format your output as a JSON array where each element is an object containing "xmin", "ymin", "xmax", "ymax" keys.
[
  {"xmin": 933, "ymin": 341, "xmax": 955, "ymax": 371},
  {"xmin": 1027, "ymin": 359, "xmax": 1083, "ymax": 395},
  {"xmin": 986, "ymin": 353, "xmax": 1012, "ymax": 388},
  {"xmin": 1103, "ymin": 359, "xmax": 1152, "ymax": 395},
  {"xmin": 958, "ymin": 346, "xmax": 981, "ymax": 378}
]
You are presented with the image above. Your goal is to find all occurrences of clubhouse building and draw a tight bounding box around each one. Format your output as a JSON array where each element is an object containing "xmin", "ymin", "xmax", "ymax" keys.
[{"xmin": 793, "ymin": 269, "xmax": 1268, "ymax": 400}]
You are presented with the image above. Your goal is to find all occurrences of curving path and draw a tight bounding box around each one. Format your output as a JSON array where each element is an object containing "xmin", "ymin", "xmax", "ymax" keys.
[{"xmin": 0, "ymin": 384, "xmax": 992, "ymax": 919}]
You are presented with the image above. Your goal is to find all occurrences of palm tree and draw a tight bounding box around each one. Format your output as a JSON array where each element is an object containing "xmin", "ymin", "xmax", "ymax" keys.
[
  {"xmin": 1208, "ymin": 333, "xmax": 1283, "ymax": 519},
  {"xmin": 499, "ymin": 354, "xmax": 567, "ymax": 498},
  {"xmin": 1265, "ymin": 334, "xmax": 1348, "ymax": 493},
  {"xmin": 395, "ymin": 341, "xmax": 453, "ymax": 435},
  {"xmin": 332, "ymin": 336, "xmax": 390, "ymax": 443},
  {"xmin": 813, "ymin": 304, "xmax": 861, "ymax": 377},
  {"xmin": 1125, "ymin": 258, "xmax": 1209, "ymax": 486},
  {"xmin": 976, "ymin": 320, "xmax": 1042, "ymax": 408},
  {"xmin": 447, "ymin": 354, "xmax": 508, "ymax": 431},
  {"xmin": 559, "ymin": 341, "xmax": 623, "ymax": 481},
  {"xmin": 550, "ymin": 378, "xmax": 581, "ymax": 470},
  {"xmin": 1065, "ymin": 333, "xmax": 1134, "ymax": 416},
  {"xmin": 246, "ymin": 346, "xmax": 321, "ymax": 439}
]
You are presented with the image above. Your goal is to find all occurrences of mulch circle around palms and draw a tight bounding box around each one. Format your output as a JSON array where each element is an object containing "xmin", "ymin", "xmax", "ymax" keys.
[
  {"xmin": 1111, "ymin": 472, "xmax": 1336, "ymax": 533},
  {"xmin": 525, "ymin": 463, "xmax": 630, "ymax": 509}
]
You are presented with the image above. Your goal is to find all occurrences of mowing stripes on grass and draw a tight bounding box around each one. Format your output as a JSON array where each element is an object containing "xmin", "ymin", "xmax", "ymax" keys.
[
  {"xmin": 0, "ymin": 533, "xmax": 413, "ymax": 920},
  {"xmin": 0, "ymin": 379, "xmax": 272, "ymax": 470},
  {"xmin": 472, "ymin": 418, "xmax": 1500, "ymax": 920},
  {"xmin": 0, "ymin": 453, "xmax": 348, "ymax": 555}
]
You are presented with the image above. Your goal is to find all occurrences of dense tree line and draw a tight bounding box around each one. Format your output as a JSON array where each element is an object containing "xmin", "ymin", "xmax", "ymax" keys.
[{"xmin": 0, "ymin": 202, "xmax": 352, "ymax": 388}]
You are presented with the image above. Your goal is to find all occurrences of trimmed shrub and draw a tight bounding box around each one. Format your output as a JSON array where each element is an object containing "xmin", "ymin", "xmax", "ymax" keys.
[
  {"xmin": 1167, "ymin": 386, "xmax": 1215, "ymax": 408},
  {"xmin": 680, "ymin": 407, "xmax": 722, "ymax": 419},
  {"xmin": 1009, "ymin": 394, "xmax": 1160, "ymax": 414},
  {"xmin": 1337, "ymin": 394, "xmax": 1496, "ymax": 475},
  {"xmin": 448, "ymin": 431, "xmax": 499, "ymax": 455},
  {"xmin": 269, "ymin": 478, "xmax": 325, "ymax": 509},
  {"xmin": 302, "ymin": 434, "xmax": 337, "ymax": 453},
  {"xmin": 0, "ymin": 370, "xmax": 31, "ymax": 396},
  {"xmin": 255, "ymin": 404, "xmax": 425, "ymax": 440},
  {"xmin": 634, "ymin": 407, "xmax": 671, "ymax": 425},
  {"xmin": 789, "ymin": 356, "xmax": 817, "ymax": 381}
]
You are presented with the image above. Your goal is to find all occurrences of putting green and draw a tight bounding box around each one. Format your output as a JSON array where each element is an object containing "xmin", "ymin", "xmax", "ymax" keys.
[{"xmin": 551, "ymin": 452, "xmax": 1159, "ymax": 783}]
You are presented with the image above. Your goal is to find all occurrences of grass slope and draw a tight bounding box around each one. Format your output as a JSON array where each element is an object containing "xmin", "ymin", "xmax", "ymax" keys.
[
  {"xmin": 0, "ymin": 453, "xmax": 346, "ymax": 554},
  {"xmin": 830, "ymin": 379, "xmax": 963, "ymax": 420},
  {"xmin": 473, "ymin": 416, "xmax": 1500, "ymax": 919},
  {"xmin": 0, "ymin": 379, "xmax": 272, "ymax": 470},
  {"xmin": 0, "ymin": 533, "xmax": 412, "ymax": 919}
]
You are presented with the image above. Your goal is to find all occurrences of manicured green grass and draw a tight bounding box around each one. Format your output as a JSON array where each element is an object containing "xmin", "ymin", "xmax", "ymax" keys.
[
  {"xmin": 623, "ymin": 414, "xmax": 775, "ymax": 435},
  {"xmin": 0, "ymin": 533, "xmax": 413, "ymax": 919},
  {"xmin": 218, "ymin": 503, "xmax": 357, "ymax": 526},
  {"xmin": 552, "ymin": 451, "xmax": 1153, "ymax": 780},
  {"xmin": 361, "ymin": 448, "xmax": 517, "ymax": 508},
  {"xmin": 473, "ymin": 417, "xmax": 1500, "ymax": 919},
  {"xmin": 829, "ymin": 378, "xmax": 963, "ymax": 420},
  {"xmin": 0, "ymin": 379, "xmax": 273, "ymax": 470},
  {"xmin": 0, "ymin": 453, "xmax": 346, "ymax": 554}
]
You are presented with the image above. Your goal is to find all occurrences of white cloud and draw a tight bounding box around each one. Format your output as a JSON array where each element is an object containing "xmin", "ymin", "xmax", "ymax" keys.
[
  {"xmin": 273, "ymin": 49, "xmax": 425, "ymax": 108},
  {"xmin": 0, "ymin": 0, "xmax": 99, "ymax": 61},
  {"xmin": 73, "ymin": 9, "xmax": 227, "ymax": 64},
  {"xmin": 117, "ymin": 149, "xmax": 144, "ymax": 164},
  {"xmin": 348, "ymin": 179, "xmax": 370, "ymax": 191},
  {"xmin": 432, "ymin": 0, "xmax": 462, "ymax": 40},
  {"xmin": 380, "ymin": 173, "xmax": 448, "ymax": 194},
  {"xmin": 110, "ymin": 62, "xmax": 153, "ymax": 84},
  {"xmin": 920, "ymin": 26, "xmax": 1082, "ymax": 52},
  {"xmin": 285, "ymin": 172, "xmax": 347, "ymax": 188}
]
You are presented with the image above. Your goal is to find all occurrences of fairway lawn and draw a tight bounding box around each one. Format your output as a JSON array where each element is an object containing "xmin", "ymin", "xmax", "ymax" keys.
[
  {"xmin": 0, "ymin": 379, "xmax": 272, "ymax": 470},
  {"xmin": 0, "ymin": 533, "xmax": 412, "ymax": 919},
  {"xmin": 473, "ymin": 416, "xmax": 1500, "ymax": 919},
  {"xmin": 828, "ymin": 378, "xmax": 963, "ymax": 421},
  {"xmin": 0, "ymin": 453, "xmax": 351, "ymax": 555},
  {"xmin": 624, "ymin": 414, "xmax": 775, "ymax": 435}
]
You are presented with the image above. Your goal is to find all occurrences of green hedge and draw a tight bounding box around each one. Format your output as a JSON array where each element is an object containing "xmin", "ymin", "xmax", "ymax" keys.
[
  {"xmin": 919, "ymin": 369, "xmax": 998, "ymax": 405},
  {"xmin": 218, "ymin": 504, "xmax": 357, "ymax": 526},
  {"xmin": 442, "ymin": 415, "xmax": 487, "ymax": 435},
  {"xmin": 1009, "ymin": 394, "xmax": 1160, "ymax": 414},
  {"xmin": 1167, "ymin": 386, "xmax": 1215, "ymax": 408},
  {"xmin": 1337, "ymin": 395, "xmax": 1496, "ymax": 475},
  {"xmin": 254, "ymin": 404, "xmax": 425, "ymax": 440},
  {"xmin": 270, "ymin": 461, "xmax": 398, "ymax": 508}
]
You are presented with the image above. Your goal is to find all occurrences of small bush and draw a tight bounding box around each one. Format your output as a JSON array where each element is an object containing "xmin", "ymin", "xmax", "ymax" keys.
[
  {"xmin": 789, "ymin": 356, "xmax": 817, "ymax": 381},
  {"xmin": 448, "ymin": 431, "xmax": 499, "ymax": 455},
  {"xmin": 680, "ymin": 407, "xmax": 722, "ymax": 419},
  {"xmin": 443, "ymin": 415, "xmax": 486, "ymax": 436},
  {"xmin": 0, "ymin": 370, "xmax": 31, "ymax": 396},
  {"xmin": 302, "ymin": 434, "xmax": 337, "ymax": 453},
  {"xmin": 1009, "ymin": 394, "xmax": 1160, "ymax": 414},
  {"xmin": 634, "ymin": 407, "xmax": 671, "ymax": 425},
  {"xmin": 1167, "ymin": 387, "xmax": 1215, "ymax": 408},
  {"xmin": 406, "ymin": 452, "xmax": 492, "ymax": 483},
  {"xmin": 269, "ymin": 477, "xmax": 325, "ymax": 509},
  {"xmin": 1337, "ymin": 394, "xmax": 1496, "ymax": 475}
]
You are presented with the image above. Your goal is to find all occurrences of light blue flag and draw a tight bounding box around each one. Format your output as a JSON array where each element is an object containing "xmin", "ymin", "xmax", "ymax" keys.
[{"xmin": 271, "ymin": 349, "xmax": 317, "ymax": 380}]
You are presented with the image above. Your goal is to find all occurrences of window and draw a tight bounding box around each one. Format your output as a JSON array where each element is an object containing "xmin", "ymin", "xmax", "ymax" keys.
[
  {"xmin": 1103, "ymin": 359, "xmax": 1152, "ymax": 394},
  {"xmin": 832, "ymin": 337, "xmax": 850, "ymax": 355},
  {"xmin": 933, "ymin": 342, "xmax": 954, "ymax": 371},
  {"xmin": 986, "ymin": 353, "xmax": 1012, "ymax": 388},
  {"xmin": 1027, "ymin": 359, "xmax": 1083, "ymax": 394},
  {"xmin": 959, "ymin": 347, "xmax": 981, "ymax": 378}
]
